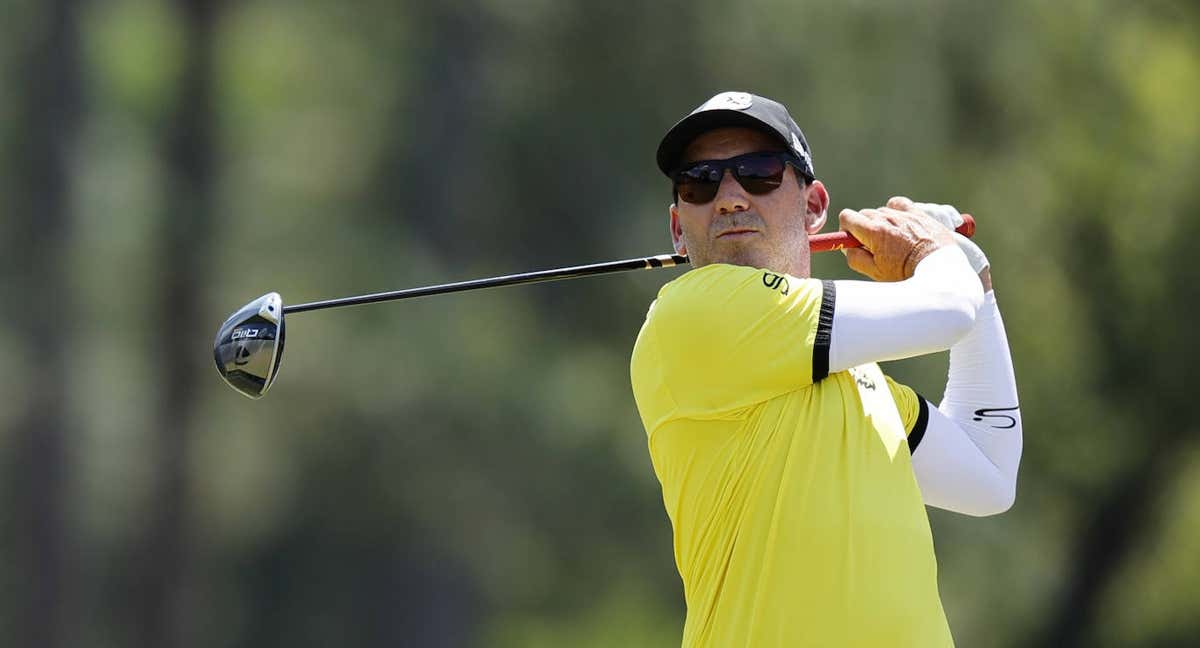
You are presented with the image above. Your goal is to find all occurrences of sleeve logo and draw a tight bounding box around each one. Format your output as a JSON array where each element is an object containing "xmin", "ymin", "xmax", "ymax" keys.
[
  {"xmin": 972, "ymin": 406, "xmax": 1019, "ymax": 429},
  {"xmin": 762, "ymin": 272, "xmax": 790, "ymax": 296}
]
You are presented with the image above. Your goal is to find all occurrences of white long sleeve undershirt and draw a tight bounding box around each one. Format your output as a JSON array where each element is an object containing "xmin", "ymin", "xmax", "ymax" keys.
[
  {"xmin": 912, "ymin": 293, "xmax": 1022, "ymax": 516},
  {"xmin": 829, "ymin": 246, "xmax": 983, "ymax": 373}
]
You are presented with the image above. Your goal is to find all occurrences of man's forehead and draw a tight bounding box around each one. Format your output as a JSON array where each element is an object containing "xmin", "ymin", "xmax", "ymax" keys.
[{"xmin": 681, "ymin": 127, "xmax": 785, "ymax": 164}]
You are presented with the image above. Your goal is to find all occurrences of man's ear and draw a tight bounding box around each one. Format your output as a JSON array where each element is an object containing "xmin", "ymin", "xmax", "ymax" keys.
[
  {"xmin": 804, "ymin": 179, "xmax": 830, "ymax": 234},
  {"xmin": 670, "ymin": 204, "xmax": 688, "ymax": 256}
]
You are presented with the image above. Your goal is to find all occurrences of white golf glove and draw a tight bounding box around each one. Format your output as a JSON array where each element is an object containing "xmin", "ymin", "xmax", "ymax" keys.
[{"xmin": 915, "ymin": 201, "xmax": 989, "ymax": 273}]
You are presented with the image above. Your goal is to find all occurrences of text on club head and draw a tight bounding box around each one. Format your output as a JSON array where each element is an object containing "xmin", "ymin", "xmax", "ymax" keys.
[{"xmin": 232, "ymin": 327, "xmax": 262, "ymax": 340}]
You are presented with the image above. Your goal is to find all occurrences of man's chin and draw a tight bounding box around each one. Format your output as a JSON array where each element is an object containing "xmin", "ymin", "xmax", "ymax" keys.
[{"xmin": 706, "ymin": 249, "xmax": 771, "ymax": 271}]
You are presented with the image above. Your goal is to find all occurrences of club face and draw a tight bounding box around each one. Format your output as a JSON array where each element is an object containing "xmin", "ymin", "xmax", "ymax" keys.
[{"xmin": 213, "ymin": 293, "xmax": 285, "ymax": 399}]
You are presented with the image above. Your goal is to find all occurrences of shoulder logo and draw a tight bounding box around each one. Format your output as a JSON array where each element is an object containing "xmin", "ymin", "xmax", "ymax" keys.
[
  {"xmin": 849, "ymin": 366, "xmax": 877, "ymax": 391},
  {"xmin": 762, "ymin": 272, "xmax": 790, "ymax": 296},
  {"xmin": 701, "ymin": 91, "xmax": 753, "ymax": 111},
  {"xmin": 973, "ymin": 406, "xmax": 1020, "ymax": 429}
]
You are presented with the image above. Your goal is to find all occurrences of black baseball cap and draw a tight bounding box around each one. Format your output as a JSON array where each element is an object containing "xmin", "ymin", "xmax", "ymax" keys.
[{"xmin": 656, "ymin": 91, "xmax": 814, "ymax": 180}]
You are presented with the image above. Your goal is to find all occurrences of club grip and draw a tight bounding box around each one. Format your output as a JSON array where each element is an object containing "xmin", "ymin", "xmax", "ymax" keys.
[{"xmin": 810, "ymin": 213, "xmax": 976, "ymax": 253}]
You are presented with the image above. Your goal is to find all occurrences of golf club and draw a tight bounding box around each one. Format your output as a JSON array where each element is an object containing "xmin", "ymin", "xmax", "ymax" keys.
[{"xmin": 214, "ymin": 215, "xmax": 976, "ymax": 399}]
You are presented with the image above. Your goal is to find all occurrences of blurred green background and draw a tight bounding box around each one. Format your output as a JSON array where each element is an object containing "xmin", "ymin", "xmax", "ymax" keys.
[{"xmin": 3, "ymin": 0, "xmax": 1198, "ymax": 646}]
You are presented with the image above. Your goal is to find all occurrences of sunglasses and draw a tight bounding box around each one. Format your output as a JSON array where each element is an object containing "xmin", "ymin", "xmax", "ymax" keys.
[{"xmin": 672, "ymin": 151, "xmax": 812, "ymax": 205}]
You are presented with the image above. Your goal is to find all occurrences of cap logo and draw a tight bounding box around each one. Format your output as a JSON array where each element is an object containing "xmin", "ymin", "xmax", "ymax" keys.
[
  {"xmin": 791, "ymin": 131, "xmax": 813, "ymax": 171},
  {"xmin": 791, "ymin": 131, "xmax": 806, "ymax": 153},
  {"xmin": 701, "ymin": 91, "xmax": 753, "ymax": 111}
]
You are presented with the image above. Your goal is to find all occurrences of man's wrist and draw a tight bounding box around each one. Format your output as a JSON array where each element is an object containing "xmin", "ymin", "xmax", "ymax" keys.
[
  {"xmin": 979, "ymin": 267, "xmax": 993, "ymax": 292},
  {"xmin": 903, "ymin": 240, "xmax": 945, "ymax": 278}
]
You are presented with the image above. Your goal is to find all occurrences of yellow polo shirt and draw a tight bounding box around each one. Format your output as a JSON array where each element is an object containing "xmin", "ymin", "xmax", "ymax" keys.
[{"xmin": 630, "ymin": 263, "xmax": 951, "ymax": 647}]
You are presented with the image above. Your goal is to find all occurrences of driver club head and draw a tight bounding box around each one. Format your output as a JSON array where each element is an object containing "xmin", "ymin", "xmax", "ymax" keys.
[{"xmin": 213, "ymin": 293, "xmax": 286, "ymax": 399}]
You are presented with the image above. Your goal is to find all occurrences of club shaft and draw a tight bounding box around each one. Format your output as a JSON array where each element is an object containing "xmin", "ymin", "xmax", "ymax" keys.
[
  {"xmin": 284, "ymin": 254, "xmax": 688, "ymax": 314},
  {"xmin": 283, "ymin": 214, "xmax": 975, "ymax": 315}
]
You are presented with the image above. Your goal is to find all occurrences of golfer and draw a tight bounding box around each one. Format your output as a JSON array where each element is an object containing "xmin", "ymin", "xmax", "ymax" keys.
[{"xmin": 630, "ymin": 92, "xmax": 1022, "ymax": 646}]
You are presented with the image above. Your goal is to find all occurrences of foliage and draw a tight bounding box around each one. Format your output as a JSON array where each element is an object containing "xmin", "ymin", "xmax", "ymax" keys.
[{"xmin": 2, "ymin": 0, "xmax": 1197, "ymax": 646}]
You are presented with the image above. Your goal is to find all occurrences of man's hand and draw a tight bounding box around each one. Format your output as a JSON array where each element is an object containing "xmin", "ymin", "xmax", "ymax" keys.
[
  {"xmin": 891, "ymin": 197, "xmax": 993, "ymax": 291},
  {"xmin": 838, "ymin": 201, "xmax": 956, "ymax": 282}
]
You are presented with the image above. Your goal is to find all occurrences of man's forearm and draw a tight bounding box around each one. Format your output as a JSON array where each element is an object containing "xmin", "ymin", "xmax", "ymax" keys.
[
  {"xmin": 938, "ymin": 290, "xmax": 1022, "ymax": 491},
  {"xmin": 909, "ymin": 290, "xmax": 1022, "ymax": 515},
  {"xmin": 828, "ymin": 246, "xmax": 983, "ymax": 373}
]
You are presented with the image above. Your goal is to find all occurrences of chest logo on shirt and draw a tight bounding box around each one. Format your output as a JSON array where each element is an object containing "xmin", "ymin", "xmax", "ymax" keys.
[{"xmin": 762, "ymin": 272, "xmax": 790, "ymax": 296}]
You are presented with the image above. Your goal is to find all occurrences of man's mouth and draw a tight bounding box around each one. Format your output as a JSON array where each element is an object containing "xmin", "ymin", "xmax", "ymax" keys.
[{"xmin": 717, "ymin": 229, "xmax": 758, "ymax": 239}]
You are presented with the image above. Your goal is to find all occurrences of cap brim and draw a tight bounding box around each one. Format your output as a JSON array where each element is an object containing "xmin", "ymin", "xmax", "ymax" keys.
[{"xmin": 656, "ymin": 109, "xmax": 787, "ymax": 176}]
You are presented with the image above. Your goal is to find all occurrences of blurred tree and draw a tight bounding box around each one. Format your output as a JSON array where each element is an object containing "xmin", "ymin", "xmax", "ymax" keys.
[
  {"xmin": 1023, "ymin": 5, "xmax": 1200, "ymax": 643},
  {"xmin": 133, "ymin": 1, "xmax": 223, "ymax": 647},
  {"xmin": 0, "ymin": 1, "xmax": 84, "ymax": 647},
  {"xmin": 1033, "ymin": 196, "xmax": 1200, "ymax": 647},
  {"xmin": 380, "ymin": 0, "xmax": 493, "ymax": 257}
]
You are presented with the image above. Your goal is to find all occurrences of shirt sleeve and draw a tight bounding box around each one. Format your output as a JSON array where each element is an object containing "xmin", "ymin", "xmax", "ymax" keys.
[
  {"xmin": 885, "ymin": 375, "xmax": 932, "ymax": 450},
  {"xmin": 646, "ymin": 263, "xmax": 832, "ymax": 415}
]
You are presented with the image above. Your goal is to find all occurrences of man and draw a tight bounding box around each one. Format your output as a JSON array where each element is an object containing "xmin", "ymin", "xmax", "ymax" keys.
[{"xmin": 629, "ymin": 92, "xmax": 1022, "ymax": 646}]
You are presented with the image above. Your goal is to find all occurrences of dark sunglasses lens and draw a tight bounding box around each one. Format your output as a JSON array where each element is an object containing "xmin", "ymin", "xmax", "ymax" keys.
[
  {"xmin": 674, "ymin": 155, "xmax": 791, "ymax": 204},
  {"xmin": 675, "ymin": 166, "xmax": 722, "ymax": 204},
  {"xmin": 736, "ymin": 156, "xmax": 785, "ymax": 194}
]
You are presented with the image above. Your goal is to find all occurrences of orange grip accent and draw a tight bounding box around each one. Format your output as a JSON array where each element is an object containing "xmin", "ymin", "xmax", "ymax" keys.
[{"xmin": 810, "ymin": 213, "xmax": 976, "ymax": 253}]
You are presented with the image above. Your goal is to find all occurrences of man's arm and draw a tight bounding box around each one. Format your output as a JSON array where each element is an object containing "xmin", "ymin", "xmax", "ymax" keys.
[
  {"xmin": 827, "ymin": 247, "xmax": 982, "ymax": 372},
  {"xmin": 832, "ymin": 199, "xmax": 1022, "ymax": 515},
  {"xmin": 895, "ymin": 203, "xmax": 1023, "ymax": 515},
  {"xmin": 910, "ymin": 278, "xmax": 1022, "ymax": 516},
  {"xmin": 827, "ymin": 203, "xmax": 984, "ymax": 372}
]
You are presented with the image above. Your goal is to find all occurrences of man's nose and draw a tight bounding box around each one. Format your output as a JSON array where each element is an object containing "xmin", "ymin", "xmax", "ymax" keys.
[{"xmin": 713, "ymin": 169, "xmax": 750, "ymax": 215}]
